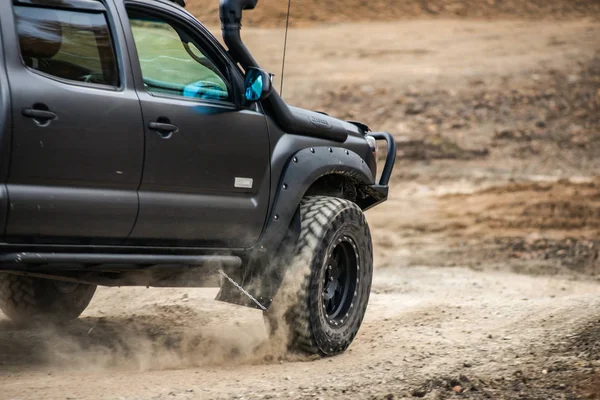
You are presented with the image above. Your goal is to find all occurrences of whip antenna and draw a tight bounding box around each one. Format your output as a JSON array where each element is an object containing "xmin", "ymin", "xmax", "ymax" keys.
[{"xmin": 280, "ymin": 0, "xmax": 291, "ymax": 97}]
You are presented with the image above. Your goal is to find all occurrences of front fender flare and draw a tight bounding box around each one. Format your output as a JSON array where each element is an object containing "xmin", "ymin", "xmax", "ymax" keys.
[
  {"xmin": 216, "ymin": 146, "xmax": 374, "ymax": 309},
  {"xmin": 258, "ymin": 146, "xmax": 375, "ymax": 253}
]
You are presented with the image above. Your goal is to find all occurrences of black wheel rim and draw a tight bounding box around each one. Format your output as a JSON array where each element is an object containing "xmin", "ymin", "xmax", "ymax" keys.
[{"xmin": 322, "ymin": 236, "xmax": 359, "ymax": 326}]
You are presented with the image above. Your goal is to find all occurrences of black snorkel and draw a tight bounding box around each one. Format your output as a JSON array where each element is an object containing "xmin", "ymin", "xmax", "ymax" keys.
[
  {"xmin": 220, "ymin": 0, "xmax": 260, "ymax": 70},
  {"xmin": 219, "ymin": 0, "xmax": 349, "ymax": 142}
]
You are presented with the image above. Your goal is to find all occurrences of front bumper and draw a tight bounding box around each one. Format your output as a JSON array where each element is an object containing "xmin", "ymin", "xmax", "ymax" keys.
[{"xmin": 362, "ymin": 132, "xmax": 396, "ymax": 211}]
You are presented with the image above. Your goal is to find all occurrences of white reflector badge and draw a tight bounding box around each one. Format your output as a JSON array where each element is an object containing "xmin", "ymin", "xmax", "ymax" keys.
[{"xmin": 235, "ymin": 177, "xmax": 253, "ymax": 189}]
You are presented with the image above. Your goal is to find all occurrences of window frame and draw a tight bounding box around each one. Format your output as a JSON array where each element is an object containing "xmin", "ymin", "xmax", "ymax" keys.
[
  {"xmin": 14, "ymin": 0, "xmax": 106, "ymax": 12},
  {"xmin": 124, "ymin": 3, "xmax": 240, "ymax": 108},
  {"xmin": 12, "ymin": 0, "xmax": 123, "ymax": 91}
]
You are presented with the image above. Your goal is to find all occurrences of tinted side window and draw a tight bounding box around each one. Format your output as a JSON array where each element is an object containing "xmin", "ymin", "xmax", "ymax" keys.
[
  {"xmin": 14, "ymin": 6, "xmax": 118, "ymax": 87},
  {"xmin": 127, "ymin": 11, "xmax": 230, "ymax": 102}
]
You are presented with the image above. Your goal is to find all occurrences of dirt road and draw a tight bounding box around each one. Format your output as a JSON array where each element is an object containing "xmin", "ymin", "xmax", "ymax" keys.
[
  {"xmin": 1, "ymin": 18, "xmax": 599, "ymax": 400},
  {"xmin": 2, "ymin": 264, "xmax": 600, "ymax": 399}
]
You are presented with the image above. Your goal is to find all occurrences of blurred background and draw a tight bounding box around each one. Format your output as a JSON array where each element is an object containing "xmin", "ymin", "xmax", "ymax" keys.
[
  {"xmin": 2, "ymin": 1, "xmax": 599, "ymax": 399},
  {"xmin": 190, "ymin": 0, "xmax": 600, "ymax": 277}
]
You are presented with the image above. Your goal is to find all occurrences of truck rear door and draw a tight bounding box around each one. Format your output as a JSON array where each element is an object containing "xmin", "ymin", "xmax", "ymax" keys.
[{"xmin": 0, "ymin": 0, "xmax": 145, "ymax": 244}]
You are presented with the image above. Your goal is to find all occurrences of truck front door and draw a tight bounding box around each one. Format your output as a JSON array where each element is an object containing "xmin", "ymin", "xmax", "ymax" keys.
[{"xmin": 122, "ymin": 2, "xmax": 271, "ymax": 248}]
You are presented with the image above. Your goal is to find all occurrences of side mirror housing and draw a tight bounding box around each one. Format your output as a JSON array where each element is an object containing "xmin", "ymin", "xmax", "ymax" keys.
[{"xmin": 244, "ymin": 67, "xmax": 272, "ymax": 102}]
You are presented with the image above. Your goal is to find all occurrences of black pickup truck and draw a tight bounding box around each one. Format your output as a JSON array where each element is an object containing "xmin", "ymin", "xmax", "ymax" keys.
[{"xmin": 0, "ymin": 0, "xmax": 395, "ymax": 355}]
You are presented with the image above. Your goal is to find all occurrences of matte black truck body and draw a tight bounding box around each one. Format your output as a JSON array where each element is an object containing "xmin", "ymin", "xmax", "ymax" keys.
[
  {"xmin": 0, "ymin": 28, "xmax": 10, "ymax": 243},
  {"xmin": 0, "ymin": 0, "xmax": 395, "ymax": 312}
]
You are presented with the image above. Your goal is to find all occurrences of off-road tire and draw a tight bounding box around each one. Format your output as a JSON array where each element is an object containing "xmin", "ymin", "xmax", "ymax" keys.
[
  {"xmin": 265, "ymin": 196, "xmax": 373, "ymax": 356},
  {"xmin": 0, "ymin": 274, "xmax": 96, "ymax": 324}
]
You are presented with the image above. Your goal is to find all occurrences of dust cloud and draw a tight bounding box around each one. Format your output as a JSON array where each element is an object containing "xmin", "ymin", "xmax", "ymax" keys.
[{"xmin": 0, "ymin": 288, "xmax": 301, "ymax": 372}]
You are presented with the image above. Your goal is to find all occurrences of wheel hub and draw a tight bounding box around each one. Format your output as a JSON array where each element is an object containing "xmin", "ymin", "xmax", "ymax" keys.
[{"xmin": 323, "ymin": 259, "xmax": 340, "ymax": 302}]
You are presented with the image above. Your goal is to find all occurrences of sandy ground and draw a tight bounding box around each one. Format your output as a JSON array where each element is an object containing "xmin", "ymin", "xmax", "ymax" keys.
[
  {"xmin": 1, "ymin": 18, "xmax": 600, "ymax": 400},
  {"xmin": 234, "ymin": 19, "xmax": 599, "ymax": 104},
  {"xmin": 2, "ymin": 266, "xmax": 600, "ymax": 400}
]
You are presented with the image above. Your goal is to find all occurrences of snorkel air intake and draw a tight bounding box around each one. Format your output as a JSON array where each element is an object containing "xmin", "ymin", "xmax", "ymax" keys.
[
  {"xmin": 219, "ymin": 0, "xmax": 349, "ymax": 142},
  {"xmin": 220, "ymin": 0, "xmax": 260, "ymax": 69}
]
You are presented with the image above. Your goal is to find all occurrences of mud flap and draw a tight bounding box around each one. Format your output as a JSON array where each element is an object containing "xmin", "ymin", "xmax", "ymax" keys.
[{"xmin": 215, "ymin": 209, "xmax": 300, "ymax": 310}]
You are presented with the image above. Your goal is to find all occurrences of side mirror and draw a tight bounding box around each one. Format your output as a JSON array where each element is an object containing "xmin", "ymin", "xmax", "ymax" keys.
[{"xmin": 244, "ymin": 67, "xmax": 272, "ymax": 102}]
